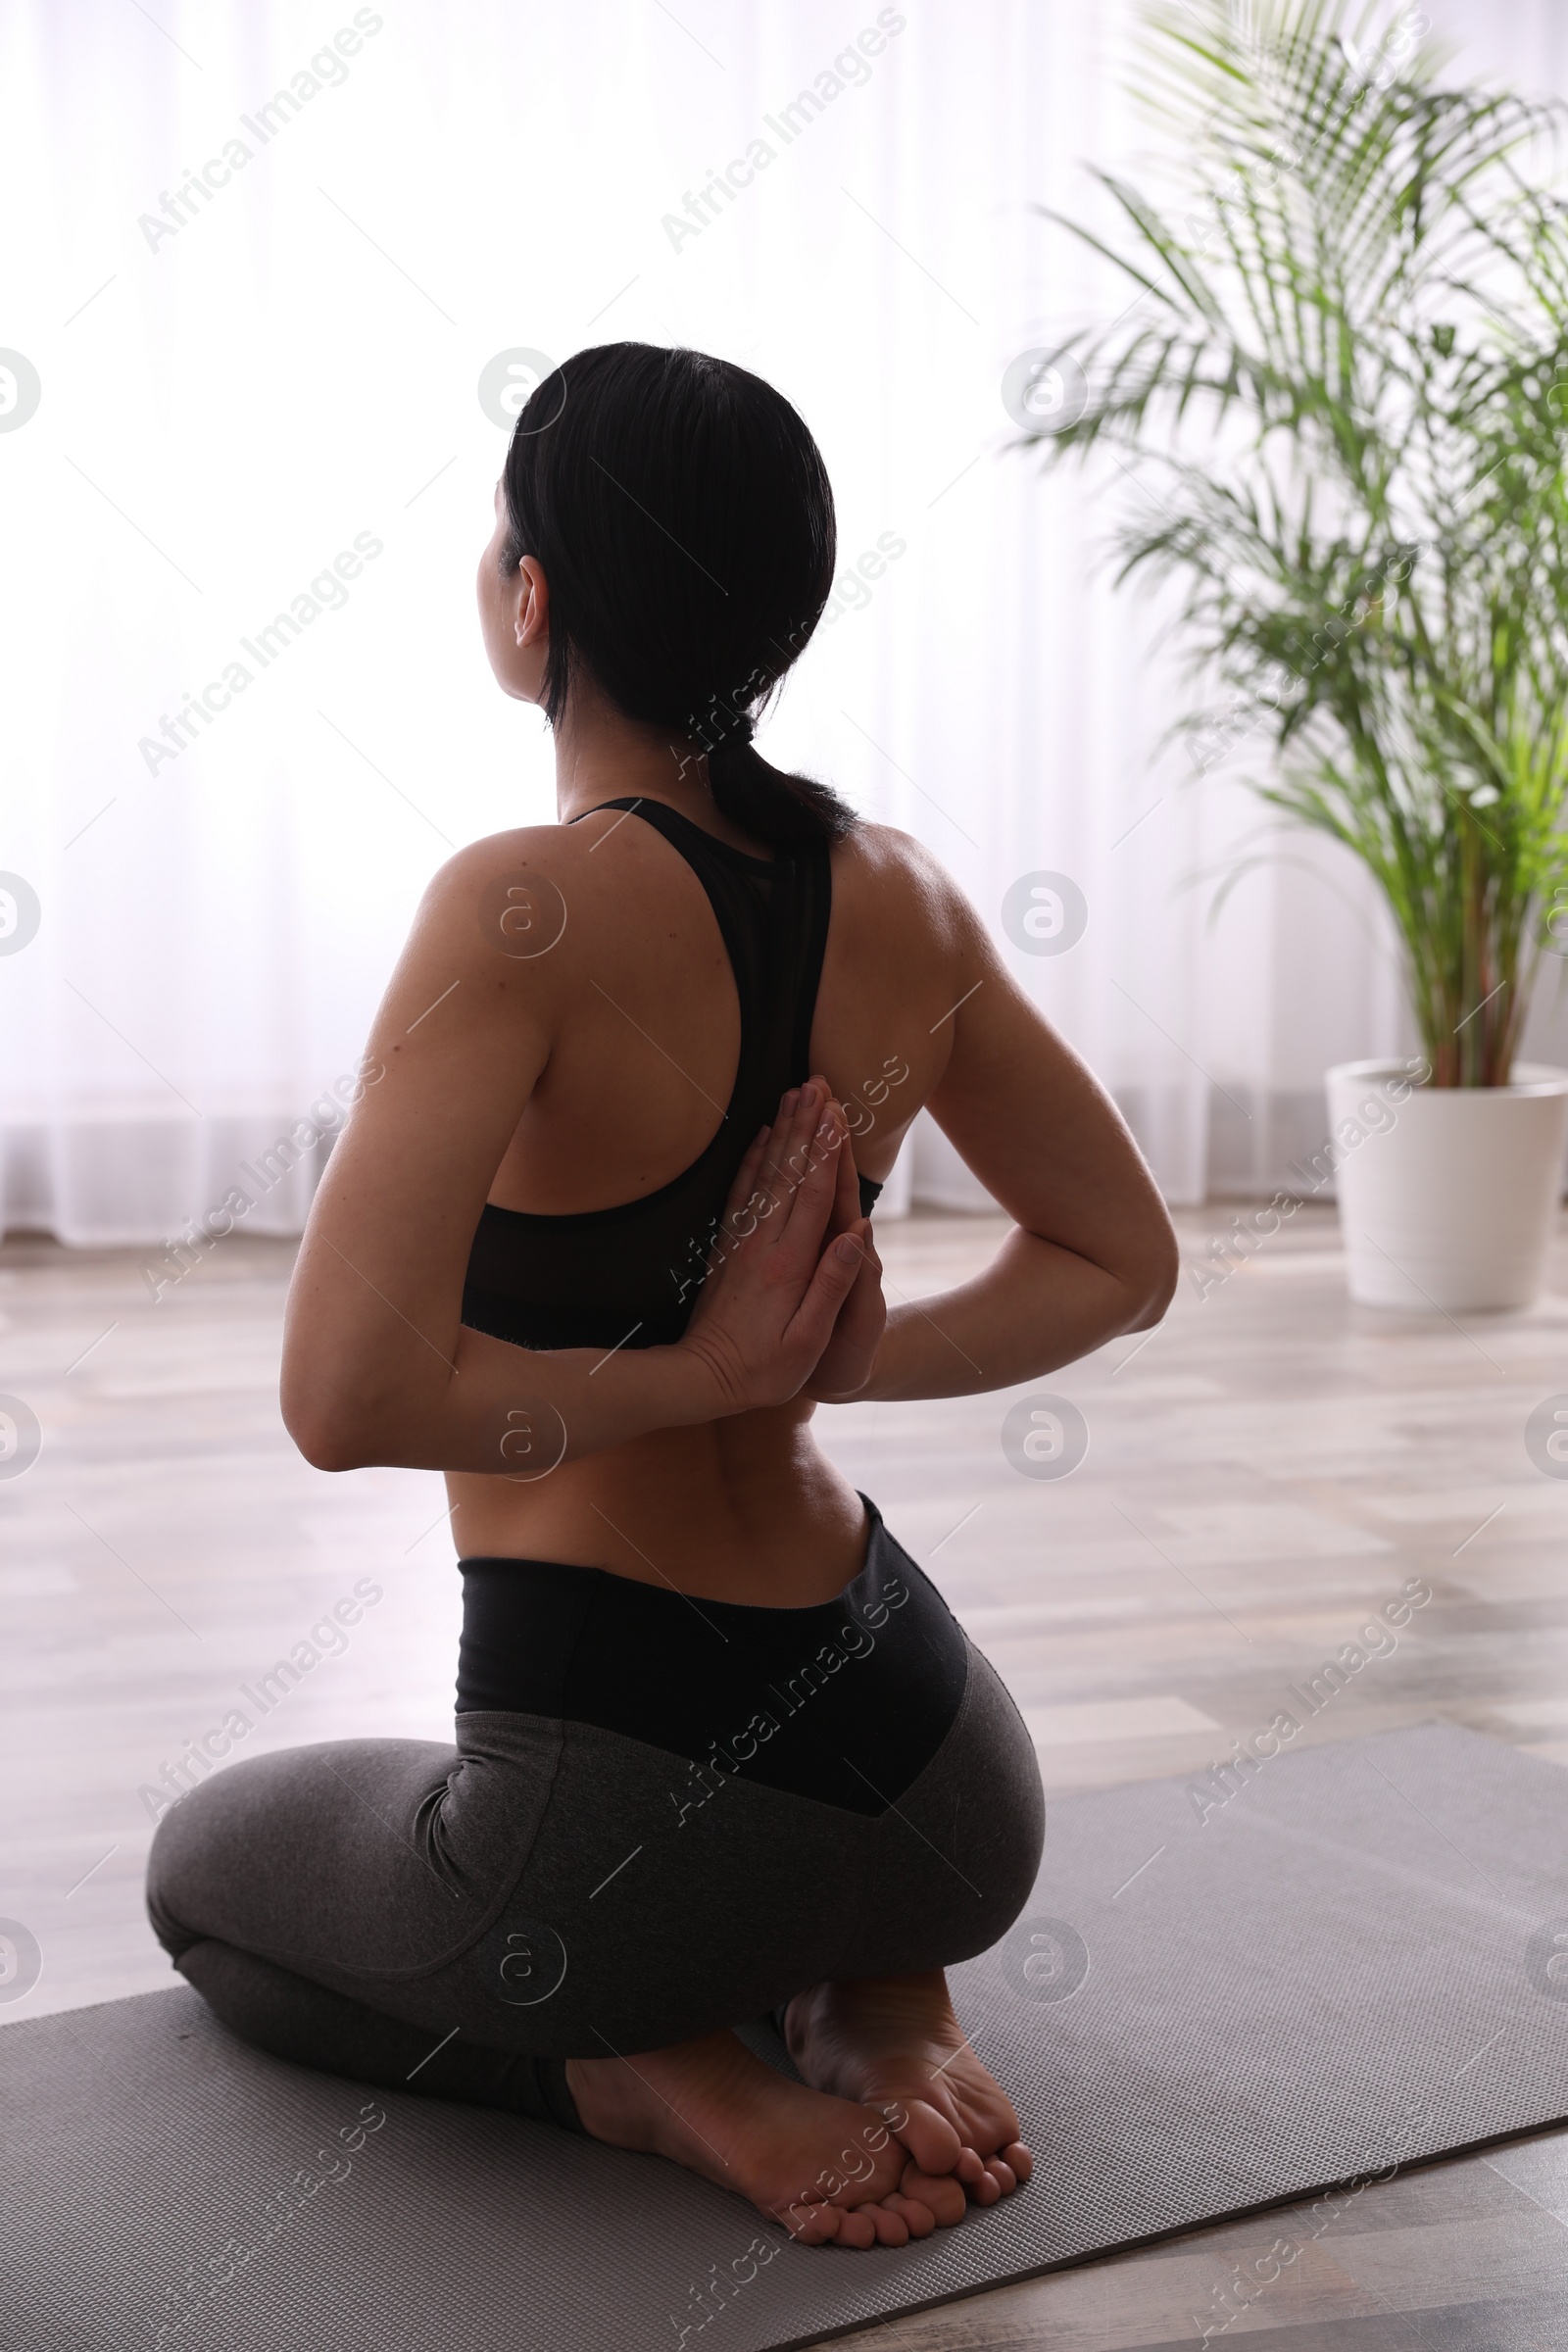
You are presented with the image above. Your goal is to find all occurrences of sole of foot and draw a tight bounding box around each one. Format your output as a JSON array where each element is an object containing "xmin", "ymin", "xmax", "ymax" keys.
[
  {"xmin": 565, "ymin": 2027, "xmax": 963, "ymax": 2246},
  {"xmin": 781, "ymin": 1971, "xmax": 1032, "ymax": 2207}
]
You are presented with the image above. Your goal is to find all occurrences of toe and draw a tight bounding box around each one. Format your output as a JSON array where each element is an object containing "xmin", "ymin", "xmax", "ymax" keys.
[
  {"xmin": 953, "ymin": 2142, "xmax": 986, "ymax": 2186},
  {"xmin": 985, "ymin": 2155, "xmax": 1017, "ymax": 2195},
  {"xmin": 884, "ymin": 2193, "xmax": 936, "ymax": 2239},
  {"xmin": 1003, "ymin": 2139, "xmax": 1033, "ymax": 2183},
  {"xmin": 833, "ymin": 2207, "xmax": 877, "ymax": 2250},
  {"xmin": 967, "ymin": 2163, "xmax": 1002, "ymax": 2206},
  {"xmin": 788, "ymin": 2201, "xmax": 839, "ymax": 2246},
  {"xmin": 882, "ymin": 2096, "xmax": 961, "ymax": 2179},
  {"xmin": 898, "ymin": 2163, "xmax": 967, "ymax": 2227},
  {"xmin": 865, "ymin": 2202, "xmax": 911, "ymax": 2247}
]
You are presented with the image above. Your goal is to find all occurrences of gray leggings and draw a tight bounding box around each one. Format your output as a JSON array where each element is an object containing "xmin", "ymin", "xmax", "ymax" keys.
[{"xmin": 147, "ymin": 1637, "xmax": 1044, "ymax": 2131}]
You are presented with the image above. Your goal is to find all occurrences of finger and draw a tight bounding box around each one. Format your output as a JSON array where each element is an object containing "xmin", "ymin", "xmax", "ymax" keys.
[
  {"xmin": 816, "ymin": 1219, "xmax": 877, "ymax": 1339},
  {"xmin": 774, "ymin": 1080, "xmax": 832, "ymax": 1195},
  {"xmin": 763, "ymin": 1084, "xmax": 802, "ymax": 1163},
  {"xmin": 720, "ymin": 1126, "xmax": 770, "ymax": 1223},
  {"xmin": 774, "ymin": 1099, "xmax": 845, "ymax": 1250},
  {"xmin": 824, "ymin": 1097, "xmax": 860, "ymax": 1239},
  {"xmin": 776, "ymin": 1078, "xmax": 840, "ymax": 1184},
  {"xmin": 755, "ymin": 1084, "xmax": 803, "ymax": 1178},
  {"xmin": 755, "ymin": 1102, "xmax": 840, "ymax": 1280},
  {"xmin": 836, "ymin": 1216, "xmax": 874, "ymax": 1273},
  {"xmin": 759, "ymin": 1082, "xmax": 820, "ymax": 1211},
  {"xmin": 782, "ymin": 1213, "xmax": 863, "ymax": 1363},
  {"xmin": 708, "ymin": 1127, "xmax": 772, "ymax": 1265}
]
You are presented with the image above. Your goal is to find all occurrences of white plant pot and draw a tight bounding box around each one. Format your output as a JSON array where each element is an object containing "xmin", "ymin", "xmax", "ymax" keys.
[{"xmin": 1324, "ymin": 1059, "xmax": 1568, "ymax": 1311}]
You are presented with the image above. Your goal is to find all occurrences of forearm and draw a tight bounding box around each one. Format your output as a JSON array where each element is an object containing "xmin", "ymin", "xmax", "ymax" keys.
[
  {"xmin": 286, "ymin": 1084, "xmax": 862, "ymax": 1474},
  {"xmin": 444, "ymin": 1324, "xmax": 728, "ymax": 1473},
  {"xmin": 287, "ymin": 1313, "xmax": 724, "ymax": 1475},
  {"xmin": 855, "ymin": 1225, "xmax": 1162, "ymax": 1402}
]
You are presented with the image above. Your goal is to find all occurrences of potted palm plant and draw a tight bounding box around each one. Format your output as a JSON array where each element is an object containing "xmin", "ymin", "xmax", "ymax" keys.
[{"xmin": 1022, "ymin": 0, "xmax": 1568, "ymax": 1310}]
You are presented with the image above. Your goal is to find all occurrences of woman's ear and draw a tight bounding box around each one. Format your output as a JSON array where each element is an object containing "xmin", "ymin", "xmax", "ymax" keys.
[{"xmin": 515, "ymin": 555, "xmax": 550, "ymax": 649}]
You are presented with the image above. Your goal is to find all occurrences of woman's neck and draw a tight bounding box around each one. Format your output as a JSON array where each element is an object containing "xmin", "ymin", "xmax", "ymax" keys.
[
  {"xmin": 552, "ymin": 693, "xmax": 705, "ymax": 822},
  {"xmin": 550, "ymin": 692, "xmax": 767, "ymax": 855}
]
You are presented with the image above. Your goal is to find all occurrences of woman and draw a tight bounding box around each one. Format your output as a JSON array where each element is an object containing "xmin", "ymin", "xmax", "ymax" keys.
[{"xmin": 147, "ymin": 343, "xmax": 1178, "ymax": 2250}]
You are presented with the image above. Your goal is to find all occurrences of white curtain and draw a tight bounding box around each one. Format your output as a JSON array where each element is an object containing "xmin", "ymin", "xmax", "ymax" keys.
[{"xmin": 4, "ymin": 0, "xmax": 1566, "ymax": 1248}]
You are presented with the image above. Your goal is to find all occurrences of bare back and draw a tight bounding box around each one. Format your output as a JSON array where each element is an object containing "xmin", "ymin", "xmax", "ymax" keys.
[
  {"xmin": 448, "ymin": 805, "xmax": 969, "ymax": 1599},
  {"xmin": 283, "ymin": 779, "xmax": 1175, "ymax": 1608}
]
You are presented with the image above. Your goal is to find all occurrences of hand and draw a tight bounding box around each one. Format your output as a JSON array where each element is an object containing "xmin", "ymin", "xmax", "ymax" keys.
[
  {"xmin": 802, "ymin": 1107, "xmax": 886, "ymax": 1401},
  {"xmin": 676, "ymin": 1079, "xmax": 865, "ymax": 1415}
]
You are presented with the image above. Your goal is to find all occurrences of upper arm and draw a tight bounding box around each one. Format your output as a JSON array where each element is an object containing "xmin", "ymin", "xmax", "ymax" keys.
[
  {"xmin": 921, "ymin": 884, "xmax": 1178, "ymax": 1308},
  {"xmin": 280, "ymin": 831, "xmax": 562, "ymax": 1461}
]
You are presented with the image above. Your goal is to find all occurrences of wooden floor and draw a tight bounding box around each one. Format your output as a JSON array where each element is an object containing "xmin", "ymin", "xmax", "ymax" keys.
[{"xmin": 5, "ymin": 1202, "xmax": 1568, "ymax": 2345}]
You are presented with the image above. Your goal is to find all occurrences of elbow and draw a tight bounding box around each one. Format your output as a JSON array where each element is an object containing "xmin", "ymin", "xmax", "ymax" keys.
[
  {"xmin": 1125, "ymin": 1215, "xmax": 1181, "ymax": 1332},
  {"xmin": 285, "ymin": 1402, "xmax": 368, "ymax": 1474},
  {"xmin": 1105, "ymin": 1197, "xmax": 1180, "ymax": 1335},
  {"xmin": 293, "ymin": 1423, "xmax": 369, "ymax": 1475},
  {"xmin": 1126, "ymin": 1268, "xmax": 1178, "ymax": 1333},
  {"xmin": 280, "ymin": 1322, "xmax": 444, "ymax": 1473},
  {"xmin": 280, "ymin": 1365, "xmax": 373, "ymax": 1474}
]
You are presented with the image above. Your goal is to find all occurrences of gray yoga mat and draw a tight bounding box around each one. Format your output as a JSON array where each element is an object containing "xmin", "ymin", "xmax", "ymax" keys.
[{"xmin": 7, "ymin": 1722, "xmax": 1568, "ymax": 2352}]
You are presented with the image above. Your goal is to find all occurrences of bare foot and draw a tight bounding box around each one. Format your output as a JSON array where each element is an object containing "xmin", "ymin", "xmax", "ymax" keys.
[
  {"xmin": 565, "ymin": 2027, "xmax": 968, "ymax": 2246},
  {"xmin": 782, "ymin": 1972, "xmax": 1033, "ymax": 2207}
]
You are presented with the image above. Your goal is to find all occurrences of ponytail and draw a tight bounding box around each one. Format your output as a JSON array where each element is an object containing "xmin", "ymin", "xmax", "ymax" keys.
[
  {"xmin": 703, "ymin": 720, "xmax": 858, "ymax": 850},
  {"xmin": 705, "ymin": 741, "xmax": 856, "ymax": 849}
]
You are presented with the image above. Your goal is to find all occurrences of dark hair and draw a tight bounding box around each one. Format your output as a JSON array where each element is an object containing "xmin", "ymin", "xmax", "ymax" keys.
[{"xmin": 501, "ymin": 342, "xmax": 857, "ymax": 848}]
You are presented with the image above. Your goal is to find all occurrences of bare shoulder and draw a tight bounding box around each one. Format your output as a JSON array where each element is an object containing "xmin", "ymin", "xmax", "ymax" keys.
[
  {"xmin": 813, "ymin": 821, "xmax": 989, "ymax": 1119},
  {"xmin": 406, "ymin": 817, "xmax": 630, "ymax": 977},
  {"xmin": 829, "ymin": 819, "xmax": 974, "ymax": 957},
  {"xmin": 414, "ymin": 819, "xmax": 589, "ymax": 922}
]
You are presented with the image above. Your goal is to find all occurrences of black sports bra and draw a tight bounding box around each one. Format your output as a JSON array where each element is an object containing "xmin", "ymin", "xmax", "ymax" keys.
[{"xmin": 461, "ymin": 798, "xmax": 882, "ymax": 1353}]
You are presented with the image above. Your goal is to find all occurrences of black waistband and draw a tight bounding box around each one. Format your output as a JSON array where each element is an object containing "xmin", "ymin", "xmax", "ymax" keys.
[{"xmin": 455, "ymin": 1496, "xmax": 967, "ymax": 1816}]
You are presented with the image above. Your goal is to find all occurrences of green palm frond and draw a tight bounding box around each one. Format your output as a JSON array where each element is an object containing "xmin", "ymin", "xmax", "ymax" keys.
[
  {"xmin": 1024, "ymin": 0, "xmax": 1568, "ymax": 1082},
  {"xmin": 1022, "ymin": 0, "xmax": 1568, "ymax": 1083}
]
